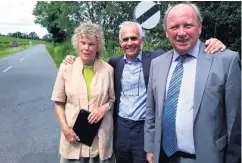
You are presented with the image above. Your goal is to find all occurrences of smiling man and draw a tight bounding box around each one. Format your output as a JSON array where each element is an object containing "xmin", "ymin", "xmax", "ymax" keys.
[
  {"xmin": 108, "ymin": 22, "xmax": 162, "ymax": 163},
  {"xmin": 144, "ymin": 2, "xmax": 240, "ymax": 163}
]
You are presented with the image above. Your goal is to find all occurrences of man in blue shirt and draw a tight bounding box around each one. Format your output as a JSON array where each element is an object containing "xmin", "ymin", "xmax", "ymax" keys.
[{"xmin": 108, "ymin": 21, "xmax": 164, "ymax": 163}]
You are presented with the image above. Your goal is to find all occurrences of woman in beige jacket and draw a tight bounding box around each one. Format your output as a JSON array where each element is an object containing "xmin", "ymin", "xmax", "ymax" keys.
[{"xmin": 51, "ymin": 22, "xmax": 115, "ymax": 163}]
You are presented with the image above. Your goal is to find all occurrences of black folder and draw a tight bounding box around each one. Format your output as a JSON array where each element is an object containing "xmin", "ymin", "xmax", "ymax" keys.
[{"xmin": 73, "ymin": 109, "xmax": 102, "ymax": 146}]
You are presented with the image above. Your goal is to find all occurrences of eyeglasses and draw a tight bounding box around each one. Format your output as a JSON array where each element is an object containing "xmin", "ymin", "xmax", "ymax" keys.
[
  {"xmin": 121, "ymin": 65, "xmax": 141, "ymax": 97},
  {"xmin": 122, "ymin": 36, "xmax": 139, "ymax": 42}
]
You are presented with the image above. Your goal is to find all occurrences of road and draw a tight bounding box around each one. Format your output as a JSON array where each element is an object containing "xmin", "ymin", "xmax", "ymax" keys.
[{"xmin": 0, "ymin": 45, "xmax": 60, "ymax": 163}]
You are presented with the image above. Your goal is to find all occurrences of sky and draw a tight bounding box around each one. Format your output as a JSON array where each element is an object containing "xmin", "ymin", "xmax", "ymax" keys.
[{"xmin": 0, "ymin": 0, "xmax": 48, "ymax": 38}]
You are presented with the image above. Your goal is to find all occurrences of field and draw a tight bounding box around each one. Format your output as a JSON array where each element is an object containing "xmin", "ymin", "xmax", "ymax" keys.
[{"xmin": 0, "ymin": 36, "xmax": 48, "ymax": 58}]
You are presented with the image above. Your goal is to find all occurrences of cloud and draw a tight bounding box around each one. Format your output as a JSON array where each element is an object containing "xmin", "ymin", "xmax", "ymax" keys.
[
  {"xmin": 0, "ymin": 0, "xmax": 48, "ymax": 38},
  {"xmin": 0, "ymin": 21, "xmax": 36, "ymax": 26}
]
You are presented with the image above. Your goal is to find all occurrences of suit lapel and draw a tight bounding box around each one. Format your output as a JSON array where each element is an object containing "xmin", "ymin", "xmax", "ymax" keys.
[
  {"xmin": 142, "ymin": 51, "xmax": 151, "ymax": 88},
  {"xmin": 116, "ymin": 56, "xmax": 124, "ymax": 84},
  {"xmin": 115, "ymin": 56, "xmax": 124, "ymax": 104},
  {"xmin": 193, "ymin": 43, "xmax": 213, "ymax": 122},
  {"xmin": 158, "ymin": 50, "xmax": 174, "ymax": 118}
]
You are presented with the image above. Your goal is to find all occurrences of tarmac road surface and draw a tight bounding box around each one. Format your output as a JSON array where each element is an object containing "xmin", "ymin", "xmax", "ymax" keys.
[{"xmin": 0, "ymin": 45, "xmax": 60, "ymax": 163}]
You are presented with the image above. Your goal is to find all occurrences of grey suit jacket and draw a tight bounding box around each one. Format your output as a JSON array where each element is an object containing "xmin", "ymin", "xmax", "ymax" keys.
[{"xmin": 144, "ymin": 42, "xmax": 241, "ymax": 163}]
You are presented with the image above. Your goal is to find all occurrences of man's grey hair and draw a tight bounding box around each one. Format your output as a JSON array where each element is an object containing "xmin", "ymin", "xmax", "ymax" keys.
[
  {"xmin": 163, "ymin": 2, "xmax": 203, "ymax": 30},
  {"xmin": 119, "ymin": 21, "xmax": 143, "ymax": 40},
  {"xmin": 72, "ymin": 21, "xmax": 105, "ymax": 58}
]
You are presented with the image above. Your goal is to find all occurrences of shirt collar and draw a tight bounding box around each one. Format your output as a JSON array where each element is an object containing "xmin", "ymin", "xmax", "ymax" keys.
[
  {"xmin": 173, "ymin": 40, "xmax": 200, "ymax": 62},
  {"xmin": 124, "ymin": 50, "xmax": 142, "ymax": 63}
]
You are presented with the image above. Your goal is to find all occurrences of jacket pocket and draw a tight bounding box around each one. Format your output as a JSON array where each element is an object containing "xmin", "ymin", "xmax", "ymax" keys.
[{"xmin": 215, "ymin": 133, "xmax": 228, "ymax": 151}]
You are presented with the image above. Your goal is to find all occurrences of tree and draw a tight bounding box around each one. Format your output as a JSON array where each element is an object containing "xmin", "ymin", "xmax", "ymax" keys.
[
  {"xmin": 29, "ymin": 32, "xmax": 39, "ymax": 40},
  {"xmin": 196, "ymin": 1, "xmax": 241, "ymax": 53},
  {"xmin": 33, "ymin": 1, "xmax": 67, "ymax": 43},
  {"xmin": 33, "ymin": 1, "xmax": 138, "ymax": 45},
  {"xmin": 42, "ymin": 34, "xmax": 53, "ymax": 42},
  {"xmin": 32, "ymin": 1, "xmax": 241, "ymax": 53},
  {"xmin": 7, "ymin": 32, "xmax": 24, "ymax": 38}
]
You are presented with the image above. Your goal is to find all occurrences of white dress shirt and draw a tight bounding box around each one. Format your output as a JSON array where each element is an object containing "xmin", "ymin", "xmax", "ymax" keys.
[{"xmin": 165, "ymin": 41, "xmax": 200, "ymax": 154}]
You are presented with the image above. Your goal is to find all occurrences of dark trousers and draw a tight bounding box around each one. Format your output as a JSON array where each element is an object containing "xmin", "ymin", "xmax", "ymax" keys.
[{"xmin": 114, "ymin": 116, "xmax": 148, "ymax": 163}]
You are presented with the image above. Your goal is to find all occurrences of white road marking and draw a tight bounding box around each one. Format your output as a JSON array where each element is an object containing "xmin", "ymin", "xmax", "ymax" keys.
[
  {"xmin": 20, "ymin": 58, "xmax": 24, "ymax": 62},
  {"xmin": 3, "ymin": 66, "xmax": 13, "ymax": 72}
]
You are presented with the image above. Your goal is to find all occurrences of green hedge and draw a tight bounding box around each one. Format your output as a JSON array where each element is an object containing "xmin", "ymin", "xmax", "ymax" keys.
[{"xmin": 46, "ymin": 40, "xmax": 162, "ymax": 68}]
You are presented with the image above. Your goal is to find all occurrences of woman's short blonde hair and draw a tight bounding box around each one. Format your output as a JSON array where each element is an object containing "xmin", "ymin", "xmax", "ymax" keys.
[{"xmin": 71, "ymin": 22, "xmax": 105, "ymax": 58}]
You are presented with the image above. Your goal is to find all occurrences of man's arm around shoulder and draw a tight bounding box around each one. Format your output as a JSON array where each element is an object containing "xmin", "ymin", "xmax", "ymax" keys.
[{"xmin": 108, "ymin": 55, "xmax": 123, "ymax": 68}]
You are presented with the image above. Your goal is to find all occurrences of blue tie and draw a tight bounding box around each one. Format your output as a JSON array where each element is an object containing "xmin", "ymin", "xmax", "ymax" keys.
[{"xmin": 162, "ymin": 55, "xmax": 188, "ymax": 157}]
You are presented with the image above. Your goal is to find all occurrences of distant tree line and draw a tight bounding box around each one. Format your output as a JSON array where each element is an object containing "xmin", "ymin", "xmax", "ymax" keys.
[
  {"xmin": 4, "ymin": 32, "xmax": 53, "ymax": 43},
  {"xmin": 33, "ymin": 1, "xmax": 241, "ymax": 53},
  {"xmin": 7, "ymin": 32, "xmax": 40, "ymax": 40}
]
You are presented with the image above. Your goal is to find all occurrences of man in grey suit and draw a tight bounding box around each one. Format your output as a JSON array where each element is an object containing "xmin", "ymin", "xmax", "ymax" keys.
[{"xmin": 144, "ymin": 2, "xmax": 241, "ymax": 163}]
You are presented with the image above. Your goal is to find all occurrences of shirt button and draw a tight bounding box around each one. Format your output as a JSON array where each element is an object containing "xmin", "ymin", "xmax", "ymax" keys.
[{"xmin": 177, "ymin": 129, "xmax": 182, "ymax": 134}]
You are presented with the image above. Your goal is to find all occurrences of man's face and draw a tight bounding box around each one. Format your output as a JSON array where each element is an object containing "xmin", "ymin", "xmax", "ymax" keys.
[
  {"xmin": 119, "ymin": 24, "xmax": 144, "ymax": 61},
  {"xmin": 165, "ymin": 4, "xmax": 202, "ymax": 55}
]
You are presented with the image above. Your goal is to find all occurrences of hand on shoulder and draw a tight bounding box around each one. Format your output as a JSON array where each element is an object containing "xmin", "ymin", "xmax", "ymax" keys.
[{"xmin": 63, "ymin": 55, "xmax": 77, "ymax": 65}]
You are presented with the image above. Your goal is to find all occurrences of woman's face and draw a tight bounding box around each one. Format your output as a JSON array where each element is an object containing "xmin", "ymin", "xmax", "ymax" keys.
[{"xmin": 78, "ymin": 34, "xmax": 98, "ymax": 65}]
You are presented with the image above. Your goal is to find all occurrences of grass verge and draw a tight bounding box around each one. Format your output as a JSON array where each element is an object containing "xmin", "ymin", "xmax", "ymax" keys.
[
  {"xmin": 0, "ymin": 35, "xmax": 49, "ymax": 58},
  {"xmin": 0, "ymin": 45, "xmax": 34, "ymax": 58}
]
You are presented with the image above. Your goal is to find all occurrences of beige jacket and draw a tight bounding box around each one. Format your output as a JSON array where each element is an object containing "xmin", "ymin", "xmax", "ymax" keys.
[{"xmin": 51, "ymin": 57, "xmax": 115, "ymax": 160}]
